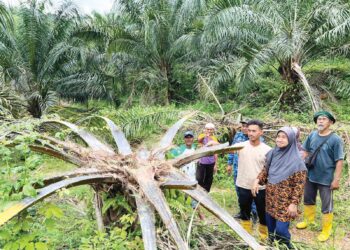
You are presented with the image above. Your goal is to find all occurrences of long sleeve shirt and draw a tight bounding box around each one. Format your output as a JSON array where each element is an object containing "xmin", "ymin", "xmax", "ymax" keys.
[
  {"xmin": 227, "ymin": 132, "xmax": 249, "ymax": 177},
  {"xmin": 257, "ymin": 168, "xmax": 307, "ymax": 222}
]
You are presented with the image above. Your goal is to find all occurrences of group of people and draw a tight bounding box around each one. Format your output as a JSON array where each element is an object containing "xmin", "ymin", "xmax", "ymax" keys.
[{"xmin": 169, "ymin": 111, "xmax": 344, "ymax": 248}]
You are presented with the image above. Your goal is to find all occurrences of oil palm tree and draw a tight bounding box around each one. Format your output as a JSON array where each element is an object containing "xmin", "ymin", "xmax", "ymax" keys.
[
  {"xmin": 202, "ymin": 0, "xmax": 350, "ymax": 111},
  {"xmin": 0, "ymin": 0, "xmax": 112, "ymax": 117},
  {"xmin": 93, "ymin": 0, "xmax": 207, "ymax": 105},
  {"xmin": 0, "ymin": 1, "xmax": 12, "ymax": 30}
]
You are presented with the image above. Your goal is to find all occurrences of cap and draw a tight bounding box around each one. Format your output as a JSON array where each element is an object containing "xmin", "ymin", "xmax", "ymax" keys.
[
  {"xmin": 205, "ymin": 123, "xmax": 215, "ymax": 129},
  {"xmin": 313, "ymin": 111, "xmax": 336, "ymax": 124},
  {"xmin": 184, "ymin": 131, "xmax": 194, "ymax": 138}
]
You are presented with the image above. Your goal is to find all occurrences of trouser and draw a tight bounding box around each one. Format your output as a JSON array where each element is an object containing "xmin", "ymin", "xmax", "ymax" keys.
[
  {"xmin": 237, "ymin": 186, "xmax": 266, "ymax": 225},
  {"xmin": 196, "ymin": 163, "xmax": 215, "ymax": 192},
  {"xmin": 304, "ymin": 179, "xmax": 333, "ymax": 213},
  {"xmin": 181, "ymin": 164, "xmax": 197, "ymax": 208},
  {"xmin": 234, "ymin": 174, "xmax": 257, "ymax": 215},
  {"xmin": 266, "ymin": 213, "xmax": 291, "ymax": 248}
]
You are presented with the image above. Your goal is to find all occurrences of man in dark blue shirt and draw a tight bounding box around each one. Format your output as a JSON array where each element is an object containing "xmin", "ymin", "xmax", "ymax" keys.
[{"xmin": 296, "ymin": 111, "xmax": 344, "ymax": 242}]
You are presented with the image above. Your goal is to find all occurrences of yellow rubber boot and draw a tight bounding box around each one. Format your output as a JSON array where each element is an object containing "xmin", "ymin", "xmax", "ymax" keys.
[
  {"xmin": 258, "ymin": 224, "xmax": 268, "ymax": 241},
  {"xmin": 240, "ymin": 220, "xmax": 253, "ymax": 234},
  {"xmin": 296, "ymin": 205, "xmax": 316, "ymax": 229},
  {"xmin": 317, "ymin": 213, "xmax": 333, "ymax": 242}
]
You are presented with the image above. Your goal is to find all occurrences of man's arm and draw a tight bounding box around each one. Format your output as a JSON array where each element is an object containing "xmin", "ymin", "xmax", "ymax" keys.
[
  {"xmin": 227, "ymin": 133, "xmax": 238, "ymax": 166},
  {"xmin": 331, "ymin": 136, "xmax": 345, "ymax": 190},
  {"xmin": 227, "ymin": 152, "xmax": 234, "ymax": 165},
  {"xmin": 302, "ymin": 133, "xmax": 312, "ymax": 160},
  {"xmin": 214, "ymin": 154, "xmax": 218, "ymax": 173},
  {"xmin": 331, "ymin": 160, "xmax": 343, "ymax": 190},
  {"xmin": 226, "ymin": 134, "xmax": 241, "ymax": 174}
]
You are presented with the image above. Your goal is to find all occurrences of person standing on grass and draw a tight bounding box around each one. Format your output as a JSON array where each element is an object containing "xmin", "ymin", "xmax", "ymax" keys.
[
  {"xmin": 196, "ymin": 123, "xmax": 220, "ymax": 193},
  {"xmin": 252, "ymin": 127, "xmax": 307, "ymax": 249},
  {"xmin": 227, "ymin": 119, "xmax": 258, "ymax": 222},
  {"xmin": 168, "ymin": 131, "xmax": 198, "ymax": 208},
  {"xmin": 233, "ymin": 120, "xmax": 271, "ymax": 240},
  {"xmin": 296, "ymin": 111, "xmax": 344, "ymax": 242}
]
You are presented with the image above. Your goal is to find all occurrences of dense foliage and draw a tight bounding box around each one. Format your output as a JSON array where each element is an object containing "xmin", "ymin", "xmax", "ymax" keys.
[
  {"xmin": 0, "ymin": 0, "xmax": 350, "ymax": 249},
  {"xmin": 1, "ymin": 0, "xmax": 350, "ymax": 117}
]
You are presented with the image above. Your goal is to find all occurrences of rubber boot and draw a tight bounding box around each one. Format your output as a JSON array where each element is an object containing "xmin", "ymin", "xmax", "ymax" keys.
[
  {"xmin": 296, "ymin": 205, "xmax": 316, "ymax": 229},
  {"xmin": 240, "ymin": 220, "xmax": 253, "ymax": 234},
  {"xmin": 317, "ymin": 213, "xmax": 333, "ymax": 242},
  {"xmin": 258, "ymin": 224, "xmax": 268, "ymax": 241}
]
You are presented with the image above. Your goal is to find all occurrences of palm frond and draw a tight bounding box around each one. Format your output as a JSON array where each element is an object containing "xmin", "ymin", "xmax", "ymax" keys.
[
  {"xmin": 0, "ymin": 174, "xmax": 116, "ymax": 227},
  {"xmin": 135, "ymin": 195, "xmax": 157, "ymax": 250},
  {"xmin": 0, "ymin": 1, "xmax": 13, "ymax": 30},
  {"xmin": 328, "ymin": 75, "xmax": 350, "ymax": 98},
  {"xmin": 0, "ymin": 86, "xmax": 24, "ymax": 118}
]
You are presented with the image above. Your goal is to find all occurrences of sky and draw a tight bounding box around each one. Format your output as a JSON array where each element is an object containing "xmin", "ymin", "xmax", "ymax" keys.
[{"xmin": 2, "ymin": 0, "xmax": 115, "ymax": 14}]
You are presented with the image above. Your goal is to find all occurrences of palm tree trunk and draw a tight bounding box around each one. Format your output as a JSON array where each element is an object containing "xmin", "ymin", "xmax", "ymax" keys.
[
  {"xmin": 198, "ymin": 74, "xmax": 225, "ymax": 117},
  {"xmin": 292, "ymin": 62, "xmax": 320, "ymax": 112}
]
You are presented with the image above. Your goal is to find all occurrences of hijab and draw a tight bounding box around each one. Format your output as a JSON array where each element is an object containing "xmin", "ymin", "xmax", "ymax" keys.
[{"xmin": 266, "ymin": 126, "xmax": 307, "ymax": 184}]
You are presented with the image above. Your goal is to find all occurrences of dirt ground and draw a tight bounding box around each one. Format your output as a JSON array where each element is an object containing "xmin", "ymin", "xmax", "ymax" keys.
[{"xmin": 209, "ymin": 187, "xmax": 350, "ymax": 250}]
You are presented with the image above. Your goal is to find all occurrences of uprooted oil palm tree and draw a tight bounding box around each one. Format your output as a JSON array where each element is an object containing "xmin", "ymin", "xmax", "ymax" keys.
[
  {"xmin": 0, "ymin": 114, "xmax": 263, "ymax": 250},
  {"xmin": 201, "ymin": 0, "xmax": 350, "ymax": 112}
]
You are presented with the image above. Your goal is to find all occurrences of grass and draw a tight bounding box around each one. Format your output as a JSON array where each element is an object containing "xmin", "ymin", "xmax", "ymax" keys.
[
  {"xmin": 34, "ymin": 156, "xmax": 76, "ymax": 177},
  {"xmin": 303, "ymin": 57, "xmax": 350, "ymax": 74}
]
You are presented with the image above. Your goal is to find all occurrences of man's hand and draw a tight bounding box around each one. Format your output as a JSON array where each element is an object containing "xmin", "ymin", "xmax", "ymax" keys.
[
  {"xmin": 330, "ymin": 179, "xmax": 340, "ymax": 190},
  {"xmin": 302, "ymin": 151, "xmax": 309, "ymax": 160},
  {"xmin": 287, "ymin": 204, "xmax": 298, "ymax": 218},
  {"xmin": 214, "ymin": 164, "xmax": 218, "ymax": 174},
  {"xmin": 226, "ymin": 165, "xmax": 233, "ymax": 175},
  {"xmin": 251, "ymin": 179, "xmax": 260, "ymax": 197}
]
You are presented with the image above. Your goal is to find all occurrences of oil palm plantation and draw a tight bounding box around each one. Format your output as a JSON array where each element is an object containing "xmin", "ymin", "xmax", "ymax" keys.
[{"xmin": 202, "ymin": 0, "xmax": 350, "ymax": 111}]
